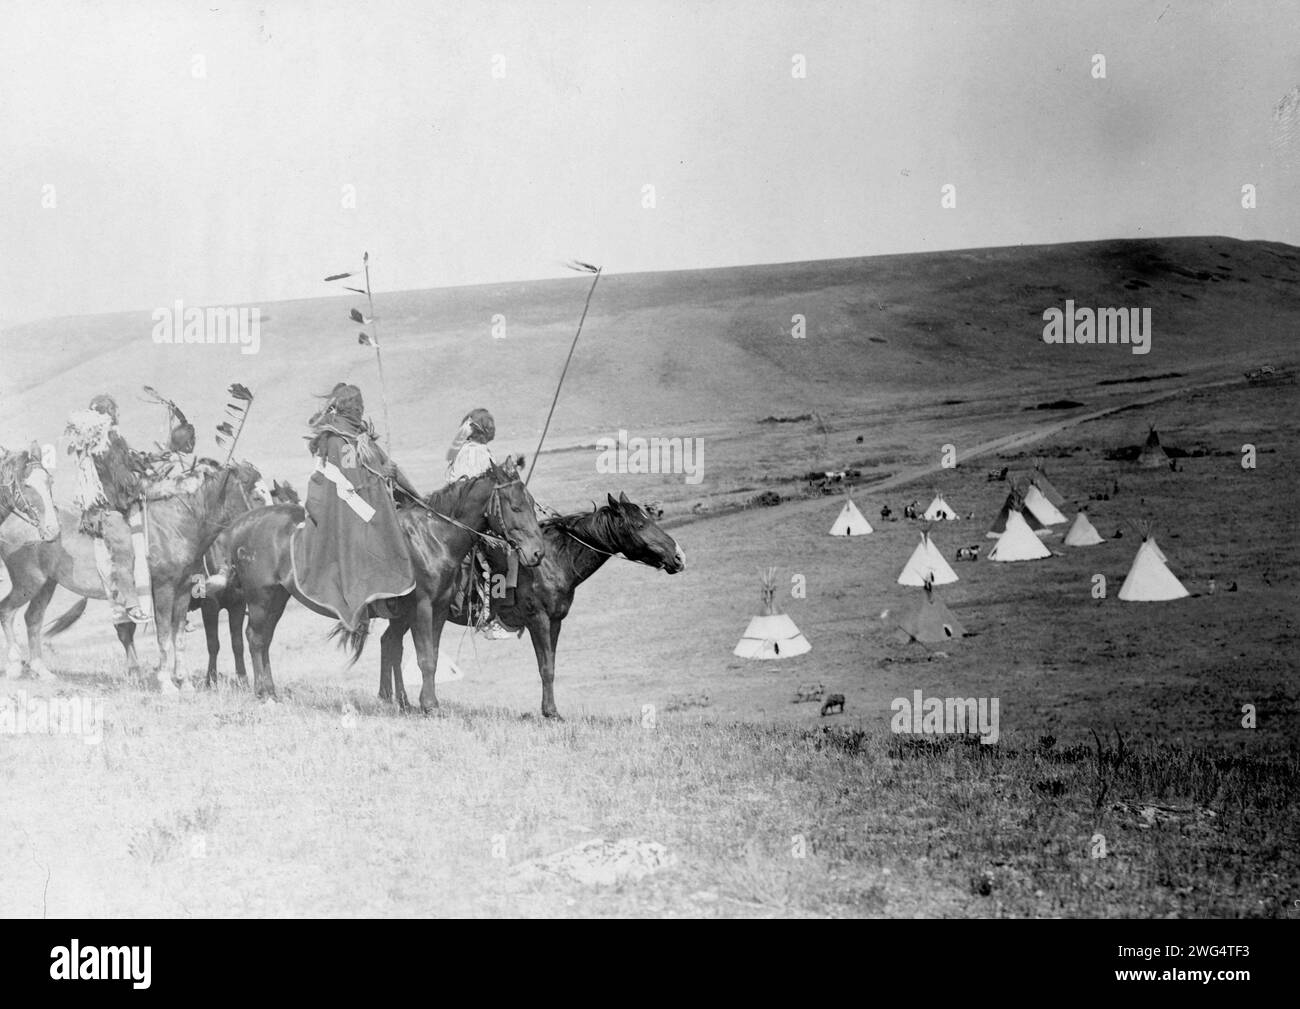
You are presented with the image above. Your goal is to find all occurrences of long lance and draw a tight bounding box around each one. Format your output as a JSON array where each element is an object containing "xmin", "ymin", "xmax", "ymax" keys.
[
  {"xmin": 363, "ymin": 252, "xmax": 394, "ymax": 451},
  {"xmin": 526, "ymin": 262, "xmax": 602, "ymax": 487}
]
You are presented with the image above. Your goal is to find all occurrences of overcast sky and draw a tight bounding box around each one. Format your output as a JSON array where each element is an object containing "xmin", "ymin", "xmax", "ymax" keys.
[{"xmin": 1, "ymin": 0, "xmax": 1296, "ymax": 325}]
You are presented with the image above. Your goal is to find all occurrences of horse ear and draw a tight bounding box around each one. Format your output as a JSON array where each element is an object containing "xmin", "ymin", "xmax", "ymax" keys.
[
  {"xmin": 618, "ymin": 491, "xmax": 631, "ymax": 505},
  {"xmin": 607, "ymin": 493, "xmax": 619, "ymax": 510}
]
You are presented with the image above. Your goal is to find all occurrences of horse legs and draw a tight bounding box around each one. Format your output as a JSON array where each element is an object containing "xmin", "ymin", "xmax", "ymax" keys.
[
  {"xmin": 200, "ymin": 598, "xmax": 220, "ymax": 686},
  {"xmin": 202, "ymin": 596, "xmax": 221, "ymax": 687},
  {"xmin": 152, "ymin": 583, "xmax": 190, "ymax": 693},
  {"xmin": 380, "ymin": 613, "xmax": 411, "ymax": 709},
  {"xmin": 228, "ymin": 603, "xmax": 248, "ymax": 685},
  {"xmin": 115, "ymin": 621, "xmax": 141, "ymax": 678},
  {"xmin": 528, "ymin": 615, "xmax": 563, "ymax": 720},
  {"xmin": 245, "ymin": 588, "xmax": 289, "ymax": 700},
  {"xmin": 412, "ymin": 595, "xmax": 445, "ymax": 714},
  {"xmin": 22, "ymin": 579, "xmax": 59, "ymax": 681},
  {"xmin": 0, "ymin": 572, "xmax": 39, "ymax": 678}
]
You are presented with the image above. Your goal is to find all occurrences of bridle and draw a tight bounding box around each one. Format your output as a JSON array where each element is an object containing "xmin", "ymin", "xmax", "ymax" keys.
[
  {"xmin": 3, "ymin": 457, "xmax": 52, "ymax": 531},
  {"xmin": 410, "ymin": 466, "xmax": 528, "ymax": 554},
  {"xmin": 553, "ymin": 505, "xmax": 675, "ymax": 568}
]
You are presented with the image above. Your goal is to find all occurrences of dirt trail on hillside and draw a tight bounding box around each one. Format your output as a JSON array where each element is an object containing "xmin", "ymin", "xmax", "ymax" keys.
[{"xmin": 666, "ymin": 374, "xmax": 1246, "ymax": 529}]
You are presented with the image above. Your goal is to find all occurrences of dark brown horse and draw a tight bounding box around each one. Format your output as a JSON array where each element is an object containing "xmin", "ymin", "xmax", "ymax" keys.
[
  {"xmin": 354, "ymin": 492, "xmax": 685, "ymax": 719},
  {"xmin": 195, "ymin": 479, "xmax": 299, "ymax": 686},
  {"xmin": 2, "ymin": 460, "xmax": 266, "ymax": 688},
  {"xmin": 228, "ymin": 456, "xmax": 544, "ymax": 709}
]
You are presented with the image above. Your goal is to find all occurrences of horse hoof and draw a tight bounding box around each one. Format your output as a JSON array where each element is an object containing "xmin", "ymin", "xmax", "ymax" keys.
[{"xmin": 543, "ymin": 710, "xmax": 564, "ymax": 721}]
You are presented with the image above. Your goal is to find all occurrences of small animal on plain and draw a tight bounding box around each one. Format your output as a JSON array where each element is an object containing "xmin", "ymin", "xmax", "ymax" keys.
[
  {"xmin": 955, "ymin": 544, "xmax": 981, "ymax": 561},
  {"xmin": 880, "ymin": 504, "xmax": 893, "ymax": 520},
  {"xmin": 820, "ymin": 693, "xmax": 845, "ymax": 716},
  {"xmin": 903, "ymin": 500, "xmax": 920, "ymax": 520},
  {"xmin": 986, "ymin": 466, "xmax": 1008, "ymax": 482},
  {"xmin": 794, "ymin": 682, "xmax": 825, "ymax": 703}
]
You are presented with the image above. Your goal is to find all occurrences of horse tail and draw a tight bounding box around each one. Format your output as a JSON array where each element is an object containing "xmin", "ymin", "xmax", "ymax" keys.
[
  {"xmin": 326, "ymin": 619, "xmax": 369, "ymax": 666},
  {"xmin": 45, "ymin": 597, "xmax": 88, "ymax": 637}
]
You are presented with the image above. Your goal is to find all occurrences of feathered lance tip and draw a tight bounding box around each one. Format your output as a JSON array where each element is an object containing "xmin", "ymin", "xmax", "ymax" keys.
[
  {"xmin": 565, "ymin": 259, "xmax": 601, "ymax": 274},
  {"xmin": 140, "ymin": 385, "xmax": 188, "ymax": 426},
  {"xmin": 216, "ymin": 383, "xmax": 254, "ymax": 450}
]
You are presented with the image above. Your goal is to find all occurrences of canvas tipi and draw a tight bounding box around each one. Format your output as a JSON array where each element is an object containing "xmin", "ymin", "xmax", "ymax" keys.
[
  {"xmin": 896, "ymin": 580, "xmax": 967, "ymax": 643},
  {"xmin": 988, "ymin": 509, "xmax": 1052, "ymax": 561},
  {"xmin": 1063, "ymin": 511, "xmax": 1105, "ymax": 547},
  {"xmin": 1023, "ymin": 484, "xmax": 1068, "ymax": 526},
  {"xmin": 1029, "ymin": 459, "xmax": 1066, "ymax": 508},
  {"xmin": 922, "ymin": 494, "xmax": 958, "ymax": 521},
  {"xmin": 1137, "ymin": 426, "xmax": 1170, "ymax": 469},
  {"xmin": 734, "ymin": 568, "xmax": 811, "ymax": 658},
  {"xmin": 987, "ymin": 488, "xmax": 1046, "ymax": 539},
  {"xmin": 829, "ymin": 494, "xmax": 873, "ymax": 536},
  {"xmin": 897, "ymin": 528, "xmax": 959, "ymax": 586},
  {"xmin": 1118, "ymin": 524, "xmax": 1188, "ymax": 601}
]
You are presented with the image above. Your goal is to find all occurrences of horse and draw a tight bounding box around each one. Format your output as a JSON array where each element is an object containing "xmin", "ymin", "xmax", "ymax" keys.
[
  {"xmin": 0, "ymin": 443, "xmax": 59, "ymax": 542},
  {"xmin": 350, "ymin": 492, "xmax": 684, "ymax": 720},
  {"xmin": 194, "ymin": 479, "xmax": 299, "ymax": 687},
  {"xmin": 229, "ymin": 455, "xmax": 545, "ymax": 709},
  {"xmin": 2, "ymin": 460, "xmax": 266, "ymax": 687}
]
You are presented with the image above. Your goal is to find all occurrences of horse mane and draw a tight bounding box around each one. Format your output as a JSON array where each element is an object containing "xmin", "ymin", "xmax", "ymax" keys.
[{"xmin": 420, "ymin": 477, "xmax": 478, "ymax": 515}]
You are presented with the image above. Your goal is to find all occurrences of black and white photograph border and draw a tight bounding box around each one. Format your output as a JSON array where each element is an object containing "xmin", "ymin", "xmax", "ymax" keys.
[{"xmin": 0, "ymin": 0, "xmax": 1297, "ymax": 927}]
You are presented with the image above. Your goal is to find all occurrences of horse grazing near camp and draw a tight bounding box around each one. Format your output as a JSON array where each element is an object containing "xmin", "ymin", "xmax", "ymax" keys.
[
  {"xmin": 351, "ymin": 492, "xmax": 684, "ymax": 720},
  {"xmin": 194, "ymin": 479, "xmax": 298, "ymax": 687},
  {"xmin": 903, "ymin": 499, "xmax": 920, "ymax": 520},
  {"xmin": 986, "ymin": 466, "xmax": 1008, "ymax": 482},
  {"xmin": 231, "ymin": 456, "xmax": 544, "ymax": 709},
  {"xmin": 4, "ymin": 460, "xmax": 267, "ymax": 687},
  {"xmin": 955, "ymin": 544, "xmax": 982, "ymax": 562}
]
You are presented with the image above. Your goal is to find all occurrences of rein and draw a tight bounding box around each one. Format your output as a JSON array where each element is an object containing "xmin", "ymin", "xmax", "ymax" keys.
[{"xmin": 406, "ymin": 473, "xmax": 521, "ymax": 553}]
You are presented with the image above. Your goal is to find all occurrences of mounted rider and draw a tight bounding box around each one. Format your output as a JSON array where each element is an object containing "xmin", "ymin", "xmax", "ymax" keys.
[
  {"xmin": 446, "ymin": 407, "xmax": 518, "ymax": 639},
  {"xmin": 292, "ymin": 383, "xmax": 417, "ymax": 631},
  {"xmin": 64, "ymin": 394, "xmax": 150, "ymax": 623}
]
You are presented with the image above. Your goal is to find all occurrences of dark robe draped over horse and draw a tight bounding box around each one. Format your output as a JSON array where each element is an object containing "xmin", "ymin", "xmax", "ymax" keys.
[{"xmin": 292, "ymin": 415, "xmax": 415, "ymax": 631}]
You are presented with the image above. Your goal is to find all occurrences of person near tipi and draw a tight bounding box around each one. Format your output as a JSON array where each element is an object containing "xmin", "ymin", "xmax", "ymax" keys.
[
  {"xmin": 64, "ymin": 394, "xmax": 151, "ymax": 623},
  {"xmin": 292, "ymin": 383, "xmax": 418, "ymax": 631},
  {"xmin": 446, "ymin": 407, "xmax": 517, "ymax": 638}
]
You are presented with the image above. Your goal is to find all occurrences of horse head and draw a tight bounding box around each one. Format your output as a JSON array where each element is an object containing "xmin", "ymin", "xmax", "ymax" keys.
[
  {"xmin": 270, "ymin": 479, "xmax": 300, "ymax": 505},
  {"xmin": 604, "ymin": 491, "xmax": 685, "ymax": 573},
  {"xmin": 2, "ymin": 442, "xmax": 59, "ymax": 541},
  {"xmin": 487, "ymin": 455, "xmax": 545, "ymax": 567}
]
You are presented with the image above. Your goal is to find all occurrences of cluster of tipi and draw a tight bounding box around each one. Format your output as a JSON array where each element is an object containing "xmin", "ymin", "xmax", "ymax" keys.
[{"xmin": 735, "ymin": 450, "xmax": 1189, "ymax": 658}]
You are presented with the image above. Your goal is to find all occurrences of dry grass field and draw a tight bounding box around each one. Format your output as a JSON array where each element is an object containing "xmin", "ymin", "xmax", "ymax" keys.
[{"xmin": 2, "ymin": 237, "xmax": 1298, "ymax": 917}]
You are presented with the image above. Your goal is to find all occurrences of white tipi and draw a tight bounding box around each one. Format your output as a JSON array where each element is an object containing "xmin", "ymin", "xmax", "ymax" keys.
[
  {"xmin": 923, "ymin": 494, "xmax": 958, "ymax": 521},
  {"xmin": 897, "ymin": 528, "xmax": 959, "ymax": 586},
  {"xmin": 829, "ymin": 495, "xmax": 873, "ymax": 536},
  {"xmin": 734, "ymin": 568, "xmax": 812, "ymax": 658},
  {"xmin": 988, "ymin": 509, "xmax": 1052, "ymax": 562},
  {"xmin": 1064, "ymin": 511, "xmax": 1105, "ymax": 547},
  {"xmin": 1022, "ymin": 484, "xmax": 1068, "ymax": 526},
  {"xmin": 1118, "ymin": 525, "xmax": 1188, "ymax": 601}
]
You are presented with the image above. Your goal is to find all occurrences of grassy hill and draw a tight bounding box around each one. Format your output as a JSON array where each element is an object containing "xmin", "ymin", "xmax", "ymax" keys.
[{"xmin": 3, "ymin": 236, "xmax": 1297, "ymax": 509}]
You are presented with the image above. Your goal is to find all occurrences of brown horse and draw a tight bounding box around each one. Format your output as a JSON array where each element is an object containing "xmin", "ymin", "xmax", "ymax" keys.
[
  {"xmin": 353, "ymin": 492, "xmax": 685, "ymax": 719},
  {"xmin": 0, "ymin": 443, "xmax": 59, "ymax": 542},
  {"xmin": 2, "ymin": 460, "xmax": 266, "ymax": 687},
  {"xmin": 228, "ymin": 455, "xmax": 544, "ymax": 709},
  {"xmin": 195, "ymin": 479, "xmax": 299, "ymax": 687}
]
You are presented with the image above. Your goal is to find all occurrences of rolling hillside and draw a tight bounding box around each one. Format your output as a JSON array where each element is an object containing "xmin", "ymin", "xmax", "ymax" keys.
[{"xmin": 2, "ymin": 236, "xmax": 1297, "ymax": 510}]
